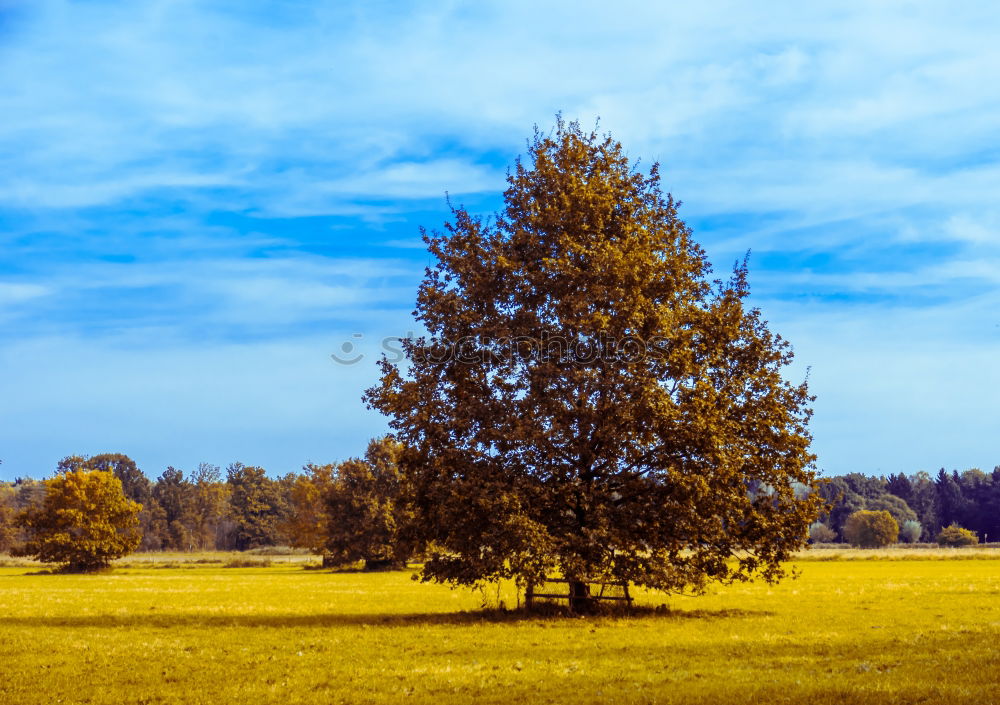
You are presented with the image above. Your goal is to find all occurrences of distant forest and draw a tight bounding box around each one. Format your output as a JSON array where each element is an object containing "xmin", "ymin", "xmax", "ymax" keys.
[
  {"xmin": 2, "ymin": 452, "xmax": 999, "ymax": 552},
  {"xmin": 813, "ymin": 468, "xmax": 1000, "ymax": 543}
]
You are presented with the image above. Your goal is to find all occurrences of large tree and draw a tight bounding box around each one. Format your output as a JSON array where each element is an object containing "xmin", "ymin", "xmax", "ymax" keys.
[{"xmin": 366, "ymin": 120, "xmax": 824, "ymax": 608}]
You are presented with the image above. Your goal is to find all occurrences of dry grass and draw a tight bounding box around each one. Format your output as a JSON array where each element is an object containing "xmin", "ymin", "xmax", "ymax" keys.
[
  {"xmin": 797, "ymin": 545, "xmax": 1000, "ymax": 560},
  {"xmin": 0, "ymin": 553, "xmax": 998, "ymax": 703}
]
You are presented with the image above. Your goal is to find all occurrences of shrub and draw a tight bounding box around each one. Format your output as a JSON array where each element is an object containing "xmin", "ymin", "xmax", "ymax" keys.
[
  {"xmin": 843, "ymin": 510, "xmax": 898, "ymax": 548},
  {"xmin": 898, "ymin": 520, "xmax": 922, "ymax": 544},
  {"xmin": 808, "ymin": 522, "xmax": 837, "ymax": 543},
  {"xmin": 937, "ymin": 524, "xmax": 978, "ymax": 547},
  {"xmin": 247, "ymin": 545, "xmax": 300, "ymax": 556},
  {"xmin": 223, "ymin": 558, "xmax": 272, "ymax": 568}
]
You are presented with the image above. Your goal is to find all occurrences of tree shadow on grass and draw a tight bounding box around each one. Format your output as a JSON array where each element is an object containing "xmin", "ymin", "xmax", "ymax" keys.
[{"xmin": 0, "ymin": 606, "xmax": 771, "ymax": 630}]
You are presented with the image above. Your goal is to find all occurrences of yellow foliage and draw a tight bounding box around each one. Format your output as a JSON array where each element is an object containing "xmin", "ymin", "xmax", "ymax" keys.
[
  {"xmin": 937, "ymin": 523, "xmax": 978, "ymax": 547},
  {"xmin": 843, "ymin": 510, "xmax": 899, "ymax": 548},
  {"xmin": 15, "ymin": 469, "xmax": 141, "ymax": 571}
]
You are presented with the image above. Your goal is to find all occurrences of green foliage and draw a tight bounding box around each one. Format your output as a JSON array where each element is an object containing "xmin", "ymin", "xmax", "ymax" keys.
[
  {"xmin": 864, "ymin": 493, "xmax": 916, "ymax": 527},
  {"xmin": 366, "ymin": 119, "xmax": 824, "ymax": 597},
  {"xmin": 324, "ymin": 437, "xmax": 412, "ymax": 569},
  {"xmin": 935, "ymin": 469, "xmax": 966, "ymax": 528},
  {"xmin": 152, "ymin": 467, "xmax": 195, "ymax": 550},
  {"xmin": 937, "ymin": 524, "xmax": 978, "ymax": 547},
  {"xmin": 226, "ymin": 463, "xmax": 288, "ymax": 550},
  {"xmin": 906, "ymin": 472, "xmax": 941, "ymax": 541},
  {"xmin": 14, "ymin": 469, "xmax": 141, "ymax": 571},
  {"xmin": 843, "ymin": 510, "xmax": 899, "ymax": 549},
  {"xmin": 827, "ymin": 467, "xmax": 1000, "ymax": 544},
  {"xmin": 818, "ymin": 475, "xmax": 917, "ymax": 540},
  {"xmin": 899, "ymin": 519, "xmax": 922, "ymax": 544},
  {"xmin": 808, "ymin": 521, "xmax": 837, "ymax": 543}
]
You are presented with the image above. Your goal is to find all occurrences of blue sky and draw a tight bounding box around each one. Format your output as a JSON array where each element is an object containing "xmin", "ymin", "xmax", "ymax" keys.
[{"xmin": 1, "ymin": 0, "xmax": 998, "ymax": 480}]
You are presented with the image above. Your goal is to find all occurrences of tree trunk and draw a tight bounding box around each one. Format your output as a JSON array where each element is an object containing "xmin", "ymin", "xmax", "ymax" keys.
[
  {"xmin": 568, "ymin": 580, "xmax": 594, "ymax": 613},
  {"xmin": 363, "ymin": 558, "xmax": 404, "ymax": 571}
]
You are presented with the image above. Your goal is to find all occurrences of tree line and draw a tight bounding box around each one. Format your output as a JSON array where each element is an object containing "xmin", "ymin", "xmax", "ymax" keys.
[
  {"xmin": 813, "ymin": 468, "xmax": 1000, "ymax": 544},
  {"xmin": 0, "ymin": 440, "xmax": 407, "ymax": 564},
  {"xmin": 4, "ymin": 449, "xmax": 996, "ymax": 567}
]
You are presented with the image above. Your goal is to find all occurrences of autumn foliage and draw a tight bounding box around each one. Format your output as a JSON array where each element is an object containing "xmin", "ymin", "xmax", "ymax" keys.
[
  {"xmin": 366, "ymin": 119, "xmax": 824, "ymax": 602},
  {"xmin": 322, "ymin": 437, "xmax": 412, "ymax": 569},
  {"xmin": 843, "ymin": 510, "xmax": 899, "ymax": 548},
  {"xmin": 15, "ymin": 469, "xmax": 142, "ymax": 571},
  {"xmin": 937, "ymin": 524, "xmax": 978, "ymax": 547}
]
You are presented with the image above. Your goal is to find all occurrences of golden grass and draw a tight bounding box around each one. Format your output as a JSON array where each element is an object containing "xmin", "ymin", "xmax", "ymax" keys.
[
  {"xmin": 795, "ymin": 545, "xmax": 1000, "ymax": 561},
  {"xmin": 1, "ymin": 555, "xmax": 998, "ymax": 703}
]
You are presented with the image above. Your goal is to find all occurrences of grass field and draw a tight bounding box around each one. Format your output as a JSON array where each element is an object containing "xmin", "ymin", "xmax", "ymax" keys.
[{"xmin": 1, "ymin": 552, "xmax": 999, "ymax": 704}]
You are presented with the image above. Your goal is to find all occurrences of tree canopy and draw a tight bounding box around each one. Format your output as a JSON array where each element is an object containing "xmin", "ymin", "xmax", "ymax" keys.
[
  {"xmin": 843, "ymin": 509, "xmax": 898, "ymax": 548},
  {"xmin": 365, "ymin": 119, "xmax": 825, "ymax": 603},
  {"xmin": 15, "ymin": 469, "xmax": 142, "ymax": 571},
  {"xmin": 323, "ymin": 437, "xmax": 412, "ymax": 569},
  {"xmin": 226, "ymin": 463, "xmax": 289, "ymax": 550}
]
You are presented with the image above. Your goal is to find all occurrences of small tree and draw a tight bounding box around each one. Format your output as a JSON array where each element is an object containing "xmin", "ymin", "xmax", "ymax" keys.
[
  {"xmin": 56, "ymin": 453, "xmax": 163, "ymax": 550},
  {"xmin": 324, "ymin": 437, "xmax": 412, "ymax": 570},
  {"xmin": 899, "ymin": 519, "xmax": 922, "ymax": 544},
  {"xmin": 937, "ymin": 524, "xmax": 977, "ymax": 547},
  {"xmin": 15, "ymin": 470, "xmax": 141, "ymax": 571},
  {"xmin": 843, "ymin": 510, "xmax": 898, "ymax": 548},
  {"xmin": 808, "ymin": 521, "xmax": 837, "ymax": 544}
]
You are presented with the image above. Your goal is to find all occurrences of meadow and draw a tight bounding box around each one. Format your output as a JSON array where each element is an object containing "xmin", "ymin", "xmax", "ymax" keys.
[{"xmin": 1, "ymin": 551, "xmax": 998, "ymax": 704}]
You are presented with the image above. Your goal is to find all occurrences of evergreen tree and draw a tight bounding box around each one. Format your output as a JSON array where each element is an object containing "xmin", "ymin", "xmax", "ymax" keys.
[
  {"xmin": 935, "ymin": 469, "xmax": 965, "ymax": 528},
  {"xmin": 226, "ymin": 463, "xmax": 284, "ymax": 550}
]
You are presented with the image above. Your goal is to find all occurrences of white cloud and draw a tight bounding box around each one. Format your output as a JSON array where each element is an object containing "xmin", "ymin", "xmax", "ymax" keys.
[
  {"xmin": 0, "ymin": 0, "xmax": 993, "ymax": 214},
  {"xmin": 315, "ymin": 160, "xmax": 503, "ymax": 199},
  {"xmin": 768, "ymin": 291, "xmax": 1000, "ymax": 474},
  {"xmin": 0, "ymin": 282, "xmax": 50, "ymax": 304},
  {"xmin": 2, "ymin": 254, "xmax": 421, "ymax": 338},
  {"xmin": 942, "ymin": 214, "xmax": 1000, "ymax": 247},
  {"xmin": 1, "ymin": 0, "xmax": 999, "ymax": 477}
]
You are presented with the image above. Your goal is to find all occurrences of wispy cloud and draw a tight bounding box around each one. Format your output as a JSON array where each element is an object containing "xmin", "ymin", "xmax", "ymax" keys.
[{"xmin": 1, "ymin": 0, "xmax": 998, "ymax": 476}]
